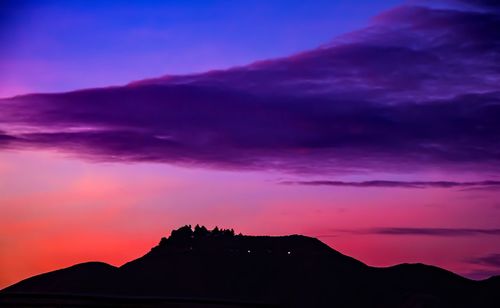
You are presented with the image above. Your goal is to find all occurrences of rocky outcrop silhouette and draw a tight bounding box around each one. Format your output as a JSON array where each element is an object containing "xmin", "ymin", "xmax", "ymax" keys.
[{"xmin": 1, "ymin": 225, "xmax": 499, "ymax": 307}]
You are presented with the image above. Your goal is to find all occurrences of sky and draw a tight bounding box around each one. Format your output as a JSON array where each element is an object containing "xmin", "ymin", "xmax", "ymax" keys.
[
  {"xmin": 1, "ymin": 0, "xmax": 500, "ymax": 288},
  {"xmin": 0, "ymin": 0, "xmax": 402, "ymax": 97}
]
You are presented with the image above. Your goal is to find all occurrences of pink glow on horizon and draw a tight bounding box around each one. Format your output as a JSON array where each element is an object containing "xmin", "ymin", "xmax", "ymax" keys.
[{"xmin": 1, "ymin": 150, "xmax": 499, "ymax": 288}]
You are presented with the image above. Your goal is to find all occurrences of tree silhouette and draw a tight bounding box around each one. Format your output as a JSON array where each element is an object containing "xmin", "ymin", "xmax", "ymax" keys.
[
  {"xmin": 212, "ymin": 226, "xmax": 221, "ymax": 236},
  {"xmin": 170, "ymin": 225, "xmax": 193, "ymax": 242},
  {"xmin": 223, "ymin": 228, "xmax": 235, "ymax": 237},
  {"xmin": 194, "ymin": 224, "xmax": 209, "ymax": 238},
  {"xmin": 158, "ymin": 225, "xmax": 236, "ymax": 249},
  {"xmin": 158, "ymin": 237, "xmax": 168, "ymax": 247}
]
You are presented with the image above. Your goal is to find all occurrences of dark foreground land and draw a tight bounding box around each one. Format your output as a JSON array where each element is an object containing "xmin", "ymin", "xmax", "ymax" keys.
[
  {"xmin": 0, "ymin": 293, "xmax": 277, "ymax": 307},
  {"xmin": 1, "ymin": 225, "xmax": 499, "ymax": 307}
]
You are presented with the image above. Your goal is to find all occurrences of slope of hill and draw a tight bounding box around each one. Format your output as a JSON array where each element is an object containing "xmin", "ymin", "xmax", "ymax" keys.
[{"xmin": 1, "ymin": 225, "xmax": 499, "ymax": 307}]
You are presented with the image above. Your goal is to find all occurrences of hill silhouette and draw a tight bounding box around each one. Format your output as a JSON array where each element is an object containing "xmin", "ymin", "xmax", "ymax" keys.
[{"xmin": 1, "ymin": 225, "xmax": 499, "ymax": 307}]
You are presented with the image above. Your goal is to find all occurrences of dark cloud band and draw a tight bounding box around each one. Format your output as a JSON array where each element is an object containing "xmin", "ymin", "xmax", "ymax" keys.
[
  {"xmin": 468, "ymin": 253, "xmax": 500, "ymax": 268},
  {"xmin": 321, "ymin": 228, "xmax": 500, "ymax": 237},
  {"xmin": 369, "ymin": 227, "xmax": 500, "ymax": 236},
  {"xmin": 281, "ymin": 180, "xmax": 500, "ymax": 189},
  {"xmin": 1, "ymin": 3, "xmax": 500, "ymax": 174}
]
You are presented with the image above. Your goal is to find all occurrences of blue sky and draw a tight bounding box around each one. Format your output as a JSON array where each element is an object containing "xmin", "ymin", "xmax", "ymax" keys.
[{"xmin": 1, "ymin": 0, "xmax": 402, "ymax": 96}]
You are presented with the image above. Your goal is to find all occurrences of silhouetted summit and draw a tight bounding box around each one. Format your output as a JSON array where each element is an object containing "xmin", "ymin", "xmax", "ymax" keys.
[
  {"xmin": 150, "ymin": 224, "xmax": 351, "ymax": 259},
  {"xmin": 1, "ymin": 225, "xmax": 499, "ymax": 308}
]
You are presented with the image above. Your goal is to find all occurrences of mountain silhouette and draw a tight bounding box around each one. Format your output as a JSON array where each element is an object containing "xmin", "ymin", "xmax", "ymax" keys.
[{"xmin": 1, "ymin": 225, "xmax": 499, "ymax": 307}]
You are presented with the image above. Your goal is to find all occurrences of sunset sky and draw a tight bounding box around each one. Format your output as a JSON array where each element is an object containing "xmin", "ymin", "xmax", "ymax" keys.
[{"xmin": 1, "ymin": 0, "xmax": 500, "ymax": 288}]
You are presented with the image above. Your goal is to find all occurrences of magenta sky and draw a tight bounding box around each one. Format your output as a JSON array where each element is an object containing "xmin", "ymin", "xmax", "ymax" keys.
[{"xmin": 1, "ymin": 0, "xmax": 500, "ymax": 289}]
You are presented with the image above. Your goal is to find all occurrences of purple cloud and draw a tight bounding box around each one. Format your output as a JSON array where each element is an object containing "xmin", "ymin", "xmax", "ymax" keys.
[
  {"xmin": 469, "ymin": 253, "xmax": 500, "ymax": 268},
  {"xmin": 364, "ymin": 227, "xmax": 500, "ymax": 237},
  {"xmin": 280, "ymin": 180, "xmax": 500, "ymax": 189},
  {"xmin": 316, "ymin": 227, "xmax": 500, "ymax": 242},
  {"xmin": 1, "ymin": 3, "xmax": 500, "ymax": 174},
  {"xmin": 0, "ymin": 131, "xmax": 18, "ymax": 146},
  {"xmin": 447, "ymin": 0, "xmax": 500, "ymax": 10},
  {"xmin": 462, "ymin": 269, "xmax": 500, "ymax": 280}
]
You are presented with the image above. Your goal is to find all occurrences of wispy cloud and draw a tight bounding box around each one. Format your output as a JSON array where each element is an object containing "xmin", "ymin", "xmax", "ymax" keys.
[
  {"xmin": 468, "ymin": 253, "xmax": 500, "ymax": 268},
  {"xmin": 369, "ymin": 227, "xmax": 500, "ymax": 236},
  {"xmin": 0, "ymin": 131, "xmax": 18, "ymax": 145},
  {"xmin": 462, "ymin": 269, "xmax": 500, "ymax": 280},
  {"xmin": 322, "ymin": 227, "xmax": 500, "ymax": 237},
  {"xmin": 446, "ymin": 0, "xmax": 500, "ymax": 11},
  {"xmin": 281, "ymin": 180, "xmax": 500, "ymax": 189}
]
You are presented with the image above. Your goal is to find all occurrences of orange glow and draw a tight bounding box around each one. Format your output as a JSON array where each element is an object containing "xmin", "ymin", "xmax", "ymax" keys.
[{"xmin": 1, "ymin": 150, "xmax": 500, "ymax": 288}]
